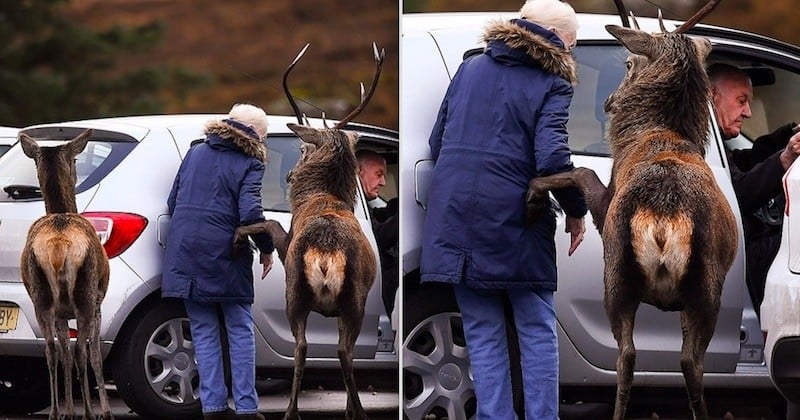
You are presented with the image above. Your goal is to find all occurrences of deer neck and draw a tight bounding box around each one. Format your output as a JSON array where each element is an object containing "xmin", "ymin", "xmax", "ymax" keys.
[{"xmin": 42, "ymin": 176, "xmax": 78, "ymax": 214}]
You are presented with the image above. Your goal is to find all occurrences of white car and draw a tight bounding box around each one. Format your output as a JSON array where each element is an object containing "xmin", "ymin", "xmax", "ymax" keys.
[
  {"xmin": 401, "ymin": 11, "xmax": 800, "ymax": 419},
  {"xmin": 762, "ymin": 161, "xmax": 800, "ymax": 418},
  {"xmin": 0, "ymin": 126, "xmax": 19, "ymax": 157},
  {"xmin": 0, "ymin": 114, "xmax": 398, "ymax": 418}
]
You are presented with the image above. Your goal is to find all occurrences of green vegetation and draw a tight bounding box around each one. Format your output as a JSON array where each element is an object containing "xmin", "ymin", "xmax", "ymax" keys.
[{"xmin": 0, "ymin": 0, "xmax": 208, "ymax": 127}]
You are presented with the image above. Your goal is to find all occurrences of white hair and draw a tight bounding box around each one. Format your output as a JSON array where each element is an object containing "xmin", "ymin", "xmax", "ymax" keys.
[
  {"xmin": 229, "ymin": 103, "xmax": 269, "ymax": 139},
  {"xmin": 519, "ymin": 0, "xmax": 578, "ymax": 38}
]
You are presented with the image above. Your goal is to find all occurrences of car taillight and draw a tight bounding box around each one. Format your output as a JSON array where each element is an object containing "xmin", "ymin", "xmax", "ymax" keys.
[{"xmin": 81, "ymin": 212, "xmax": 148, "ymax": 258}]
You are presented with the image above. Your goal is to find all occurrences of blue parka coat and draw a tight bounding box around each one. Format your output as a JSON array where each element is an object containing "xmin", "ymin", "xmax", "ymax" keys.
[
  {"xmin": 421, "ymin": 18, "xmax": 587, "ymax": 290},
  {"xmin": 162, "ymin": 118, "xmax": 274, "ymax": 303}
]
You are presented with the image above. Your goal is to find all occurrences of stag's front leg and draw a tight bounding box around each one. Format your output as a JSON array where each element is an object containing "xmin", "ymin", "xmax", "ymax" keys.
[
  {"xmin": 338, "ymin": 309, "xmax": 367, "ymax": 420},
  {"xmin": 680, "ymin": 297, "xmax": 720, "ymax": 420},
  {"xmin": 527, "ymin": 167, "xmax": 609, "ymax": 230}
]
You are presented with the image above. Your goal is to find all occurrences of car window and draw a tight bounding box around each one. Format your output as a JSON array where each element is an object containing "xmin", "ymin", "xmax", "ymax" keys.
[
  {"xmin": 261, "ymin": 135, "xmax": 301, "ymax": 212},
  {"xmin": 567, "ymin": 45, "xmax": 628, "ymax": 156},
  {"xmin": 735, "ymin": 64, "xmax": 800, "ymax": 142},
  {"xmin": 0, "ymin": 139, "xmax": 135, "ymax": 202}
]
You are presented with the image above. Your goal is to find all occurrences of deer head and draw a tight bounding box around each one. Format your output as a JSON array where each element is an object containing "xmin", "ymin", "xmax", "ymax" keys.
[
  {"xmin": 282, "ymin": 42, "xmax": 384, "ymax": 195},
  {"xmin": 19, "ymin": 129, "xmax": 93, "ymax": 214},
  {"xmin": 603, "ymin": 1, "xmax": 718, "ymax": 152}
]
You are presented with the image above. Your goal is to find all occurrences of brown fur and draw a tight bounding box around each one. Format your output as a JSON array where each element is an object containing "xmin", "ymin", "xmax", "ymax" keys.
[
  {"xmin": 19, "ymin": 129, "xmax": 113, "ymax": 419},
  {"xmin": 525, "ymin": 11, "xmax": 736, "ymax": 420},
  {"xmin": 235, "ymin": 125, "xmax": 377, "ymax": 420}
]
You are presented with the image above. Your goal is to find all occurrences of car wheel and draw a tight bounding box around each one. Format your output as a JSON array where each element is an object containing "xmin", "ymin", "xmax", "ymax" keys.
[
  {"xmin": 403, "ymin": 283, "xmax": 477, "ymax": 420},
  {"xmin": 112, "ymin": 299, "xmax": 200, "ymax": 420},
  {"xmin": 0, "ymin": 356, "xmax": 51, "ymax": 414}
]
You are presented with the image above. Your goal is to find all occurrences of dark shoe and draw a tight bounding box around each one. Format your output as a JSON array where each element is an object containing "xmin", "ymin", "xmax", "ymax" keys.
[
  {"xmin": 236, "ymin": 412, "xmax": 265, "ymax": 420},
  {"xmin": 203, "ymin": 407, "xmax": 238, "ymax": 420}
]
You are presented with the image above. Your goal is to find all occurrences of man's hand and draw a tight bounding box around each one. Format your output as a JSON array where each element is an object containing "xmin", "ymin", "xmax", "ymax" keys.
[
  {"xmin": 779, "ymin": 131, "xmax": 800, "ymax": 170},
  {"xmin": 565, "ymin": 216, "xmax": 586, "ymax": 257},
  {"xmin": 260, "ymin": 253, "xmax": 274, "ymax": 279}
]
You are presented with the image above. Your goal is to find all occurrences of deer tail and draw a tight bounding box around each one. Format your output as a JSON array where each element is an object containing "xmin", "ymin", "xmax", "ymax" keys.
[
  {"xmin": 630, "ymin": 209, "xmax": 693, "ymax": 286},
  {"xmin": 303, "ymin": 248, "xmax": 347, "ymax": 298},
  {"xmin": 36, "ymin": 237, "xmax": 81, "ymax": 310}
]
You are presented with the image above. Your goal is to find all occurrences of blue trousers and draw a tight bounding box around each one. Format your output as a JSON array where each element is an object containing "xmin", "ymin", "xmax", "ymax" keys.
[
  {"xmin": 452, "ymin": 285, "xmax": 558, "ymax": 420},
  {"xmin": 183, "ymin": 299, "xmax": 258, "ymax": 414}
]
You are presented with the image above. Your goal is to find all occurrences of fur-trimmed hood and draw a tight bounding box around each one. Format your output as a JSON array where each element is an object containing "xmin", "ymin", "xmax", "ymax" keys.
[
  {"xmin": 482, "ymin": 18, "xmax": 577, "ymax": 85},
  {"xmin": 204, "ymin": 118, "xmax": 267, "ymax": 162}
]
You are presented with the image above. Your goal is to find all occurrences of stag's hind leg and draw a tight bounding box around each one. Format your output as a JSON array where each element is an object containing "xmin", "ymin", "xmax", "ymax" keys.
[
  {"xmin": 86, "ymin": 305, "xmax": 112, "ymax": 419},
  {"xmin": 284, "ymin": 303, "xmax": 311, "ymax": 420},
  {"xmin": 338, "ymin": 306, "xmax": 367, "ymax": 420},
  {"xmin": 679, "ymin": 294, "xmax": 721, "ymax": 420},
  {"xmin": 36, "ymin": 311, "xmax": 61, "ymax": 420},
  {"xmin": 55, "ymin": 317, "xmax": 76, "ymax": 418},
  {"xmin": 604, "ymin": 269, "xmax": 641, "ymax": 420}
]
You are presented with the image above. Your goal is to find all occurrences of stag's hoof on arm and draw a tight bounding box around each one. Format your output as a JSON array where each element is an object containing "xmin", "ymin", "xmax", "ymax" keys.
[{"xmin": 525, "ymin": 179, "xmax": 550, "ymax": 226}]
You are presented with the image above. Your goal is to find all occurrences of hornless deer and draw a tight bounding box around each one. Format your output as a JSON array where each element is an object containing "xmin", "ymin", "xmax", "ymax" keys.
[
  {"xmin": 19, "ymin": 129, "xmax": 113, "ymax": 419},
  {"xmin": 526, "ymin": 1, "xmax": 736, "ymax": 419},
  {"xmin": 234, "ymin": 43, "xmax": 384, "ymax": 420}
]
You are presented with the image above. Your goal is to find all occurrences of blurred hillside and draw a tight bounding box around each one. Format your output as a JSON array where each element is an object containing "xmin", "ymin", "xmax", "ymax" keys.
[
  {"xmin": 64, "ymin": 0, "xmax": 399, "ymax": 129},
  {"xmin": 404, "ymin": 0, "xmax": 800, "ymax": 48}
]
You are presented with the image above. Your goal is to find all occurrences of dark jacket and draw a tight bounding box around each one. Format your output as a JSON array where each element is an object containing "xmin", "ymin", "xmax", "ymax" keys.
[
  {"xmin": 727, "ymin": 123, "xmax": 794, "ymax": 216},
  {"xmin": 162, "ymin": 118, "xmax": 274, "ymax": 303},
  {"xmin": 420, "ymin": 19, "xmax": 587, "ymax": 290}
]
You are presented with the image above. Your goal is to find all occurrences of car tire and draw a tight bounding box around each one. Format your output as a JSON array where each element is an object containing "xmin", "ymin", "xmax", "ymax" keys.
[
  {"xmin": 402, "ymin": 279, "xmax": 477, "ymax": 420},
  {"xmin": 112, "ymin": 298, "xmax": 201, "ymax": 420},
  {"xmin": 0, "ymin": 356, "xmax": 51, "ymax": 414}
]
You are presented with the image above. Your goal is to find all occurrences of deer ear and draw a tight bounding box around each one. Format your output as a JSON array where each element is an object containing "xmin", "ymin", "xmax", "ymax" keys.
[
  {"xmin": 606, "ymin": 25, "xmax": 656, "ymax": 59},
  {"xmin": 287, "ymin": 123, "xmax": 322, "ymax": 146},
  {"xmin": 19, "ymin": 134, "xmax": 40, "ymax": 160},
  {"xmin": 693, "ymin": 37, "xmax": 712, "ymax": 61},
  {"xmin": 66, "ymin": 129, "xmax": 93, "ymax": 157}
]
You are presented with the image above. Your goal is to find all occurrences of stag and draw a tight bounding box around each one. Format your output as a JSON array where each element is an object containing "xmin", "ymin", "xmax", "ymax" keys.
[
  {"xmin": 19, "ymin": 129, "xmax": 113, "ymax": 419},
  {"xmin": 526, "ymin": 1, "xmax": 736, "ymax": 419},
  {"xmin": 235, "ymin": 43, "xmax": 384, "ymax": 420}
]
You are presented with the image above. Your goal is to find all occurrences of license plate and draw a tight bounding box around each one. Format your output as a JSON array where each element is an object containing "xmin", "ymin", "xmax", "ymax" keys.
[{"xmin": 0, "ymin": 306, "xmax": 20, "ymax": 332}]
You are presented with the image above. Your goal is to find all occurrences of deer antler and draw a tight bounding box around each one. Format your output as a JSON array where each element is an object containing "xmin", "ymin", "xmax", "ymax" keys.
[
  {"xmin": 612, "ymin": 0, "xmax": 631, "ymax": 28},
  {"xmin": 674, "ymin": 0, "xmax": 720, "ymax": 34},
  {"xmin": 283, "ymin": 43, "xmax": 310, "ymax": 125},
  {"xmin": 332, "ymin": 42, "xmax": 385, "ymax": 129},
  {"xmin": 658, "ymin": 9, "xmax": 668, "ymax": 32}
]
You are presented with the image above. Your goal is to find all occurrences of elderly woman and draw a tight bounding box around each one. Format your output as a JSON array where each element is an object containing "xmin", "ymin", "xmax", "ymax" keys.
[
  {"xmin": 163, "ymin": 103, "xmax": 274, "ymax": 420},
  {"xmin": 420, "ymin": 0, "xmax": 587, "ymax": 418}
]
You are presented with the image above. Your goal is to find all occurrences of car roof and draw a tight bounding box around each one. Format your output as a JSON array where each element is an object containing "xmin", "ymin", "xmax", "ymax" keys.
[
  {"xmin": 20, "ymin": 114, "xmax": 397, "ymax": 143},
  {"xmin": 0, "ymin": 126, "xmax": 18, "ymax": 137},
  {"xmin": 403, "ymin": 11, "xmax": 800, "ymax": 52}
]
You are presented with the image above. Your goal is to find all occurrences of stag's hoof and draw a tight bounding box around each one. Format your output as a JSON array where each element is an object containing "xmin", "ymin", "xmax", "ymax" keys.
[{"xmin": 525, "ymin": 182, "xmax": 550, "ymax": 225}]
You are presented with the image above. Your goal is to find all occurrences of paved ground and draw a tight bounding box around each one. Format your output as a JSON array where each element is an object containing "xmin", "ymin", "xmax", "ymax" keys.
[{"xmin": 0, "ymin": 388, "xmax": 399, "ymax": 420}]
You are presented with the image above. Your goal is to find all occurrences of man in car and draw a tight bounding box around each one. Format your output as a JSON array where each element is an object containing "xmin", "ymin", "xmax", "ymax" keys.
[
  {"xmin": 708, "ymin": 63, "xmax": 800, "ymax": 315},
  {"xmin": 356, "ymin": 149, "xmax": 399, "ymax": 319}
]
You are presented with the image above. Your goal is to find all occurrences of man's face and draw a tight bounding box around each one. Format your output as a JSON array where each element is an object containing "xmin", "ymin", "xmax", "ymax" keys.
[
  {"xmin": 712, "ymin": 75, "xmax": 753, "ymax": 139},
  {"xmin": 359, "ymin": 157, "xmax": 386, "ymax": 201}
]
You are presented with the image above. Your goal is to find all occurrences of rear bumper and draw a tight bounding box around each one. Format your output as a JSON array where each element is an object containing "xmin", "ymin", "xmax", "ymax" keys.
[{"xmin": 770, "ymin": 336, "xmax": 800, "ymax": 404}]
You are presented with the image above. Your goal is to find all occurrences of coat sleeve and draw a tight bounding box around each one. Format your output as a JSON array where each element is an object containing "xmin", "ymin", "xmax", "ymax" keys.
[
  {"xmin": 428, "ymin": 93, "xmax": 449, "ymax": 161},
  {"xmin": 729, "ymin": 123, "xmax": 794, "ymax": 171},
  {"xmin": 238, "ymin": 159, "xmax": 274, "ymax": 254},
  {"xmin": 533, "ymin": 78, "xmax": 587, "ymax": 218},
  {"xmin": 727, "ymin": 148, "xmax": 786, "ymax": 215},
  {"xmin": 167, "ymin": 146, "xmax": 195, "ymax": 215}
]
